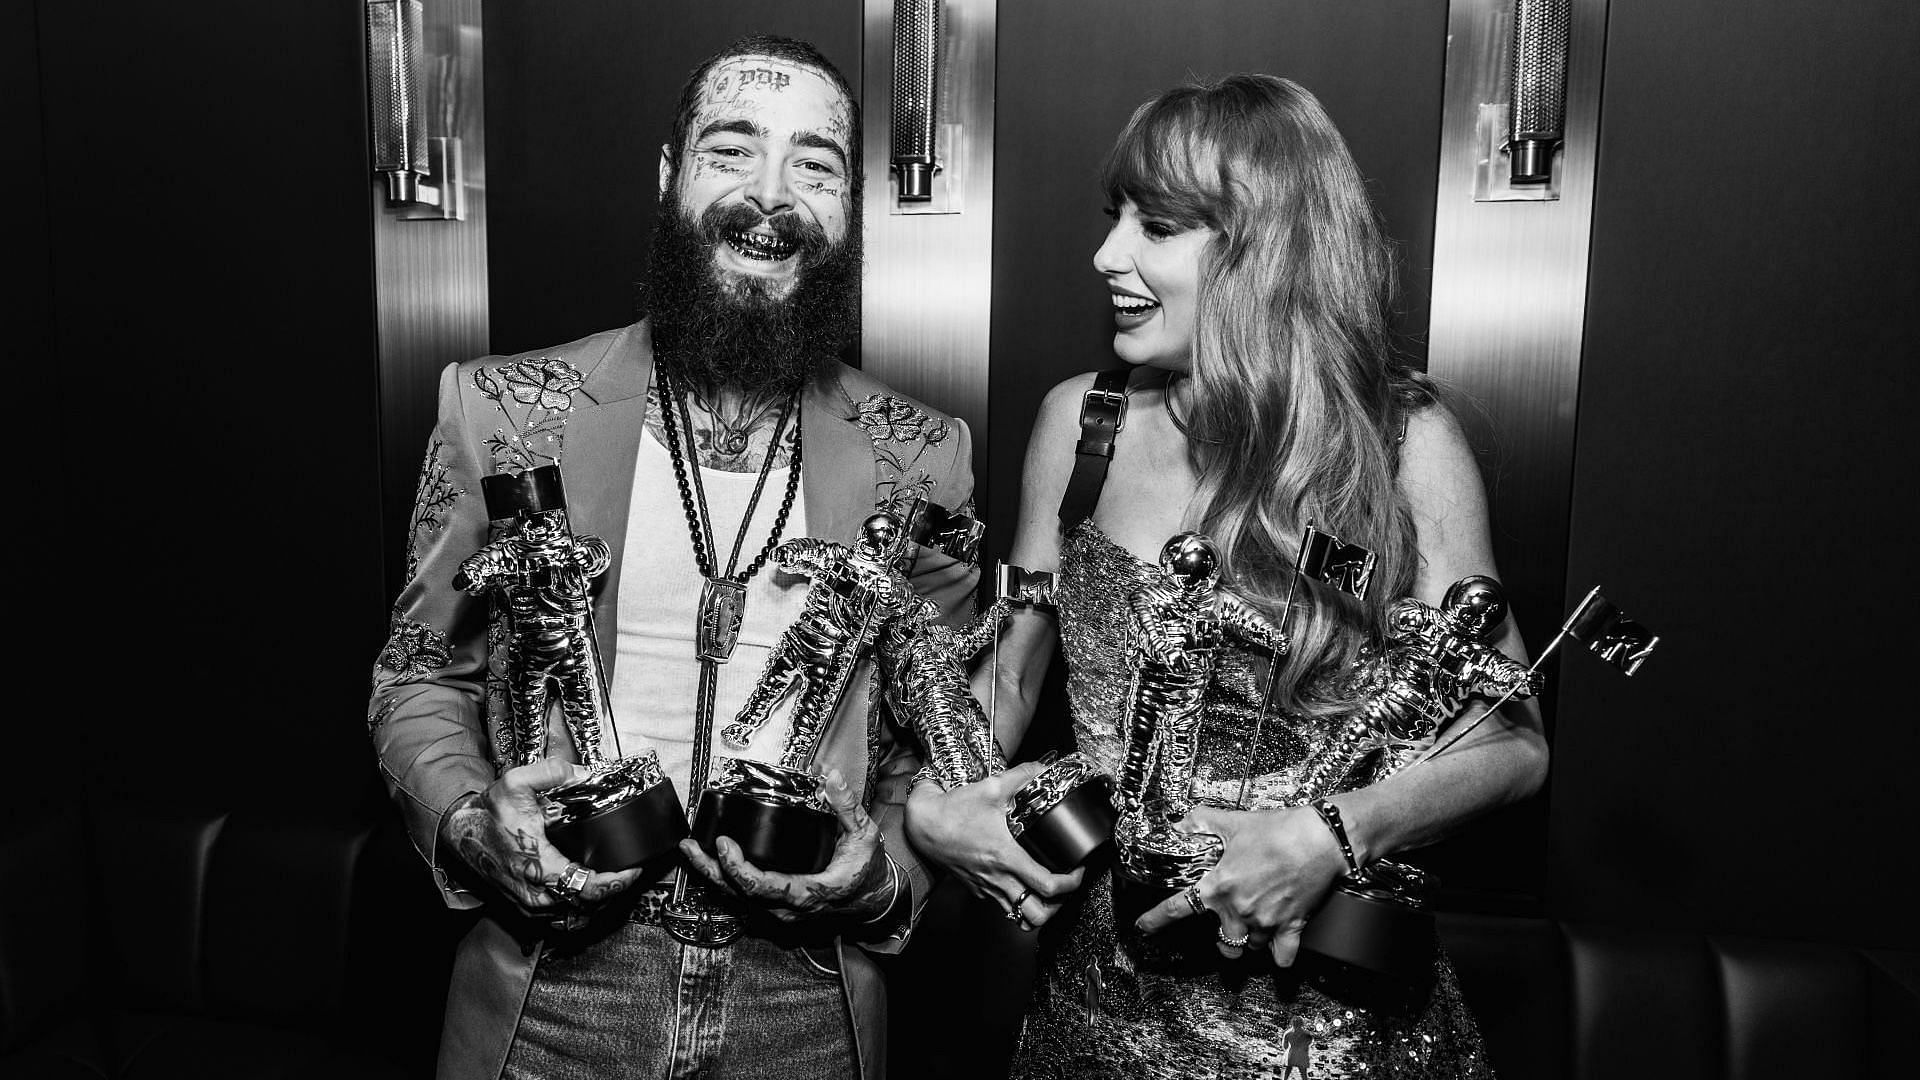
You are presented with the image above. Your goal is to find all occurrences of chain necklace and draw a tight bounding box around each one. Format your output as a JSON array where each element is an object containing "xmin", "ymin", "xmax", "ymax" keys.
[
  {"xmin": 655, "ymin": 366, "xmax": 802, "ymax": 949},
  {"xmin": 656, "ymin": 367, "xmax": 803, "ymax": 664}
]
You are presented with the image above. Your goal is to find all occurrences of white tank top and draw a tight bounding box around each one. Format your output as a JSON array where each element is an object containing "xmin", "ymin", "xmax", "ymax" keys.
[{"xmin": 608, "ymin": 428, "xmax": 812, "ymax": 807}]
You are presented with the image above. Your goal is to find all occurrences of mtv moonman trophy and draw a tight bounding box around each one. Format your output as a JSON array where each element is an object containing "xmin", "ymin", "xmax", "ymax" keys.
[
  {"xmin": 1290, "ymin": 574, "xmax": 1544, "ymax": 1012},
  {"xmin": 1110, "ymin": 533, "xmax": 1288, "ymax": 890},
  {"xmin": 1294, "ymin": 579, "xmax": 1660, "ymax": 1009},
  {"xmin": 876, "ymin": 563, "xmax": 1117, "ymax": 873},
  {"xmin": 455, "ymin": 464, "xmax": 687, "ymax": 872},
  {"xmin": 691, "ymin": 512, "xmax": 921, "ymax": 875}
]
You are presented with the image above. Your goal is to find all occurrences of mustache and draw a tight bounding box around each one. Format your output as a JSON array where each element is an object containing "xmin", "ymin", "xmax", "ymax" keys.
[{"xmin": 694, "ymin": 202, "xmax": 836, "ymax": 264}]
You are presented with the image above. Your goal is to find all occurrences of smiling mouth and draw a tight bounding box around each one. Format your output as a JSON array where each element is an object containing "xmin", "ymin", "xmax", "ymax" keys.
[
  {"xmin": 1112, "ymin": 294, "xmax": 1159, "ymax": 320},
  {"xmin": 725, "ymin": 230, "xmax": 797, "ymax": 262}
]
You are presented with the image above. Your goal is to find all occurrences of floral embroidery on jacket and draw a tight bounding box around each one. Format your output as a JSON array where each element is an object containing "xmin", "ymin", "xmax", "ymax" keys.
[
  {"xmin": 405, "ymin": 435, "xmax": 465, "ymax": 584},
  {"xmin": 375, "ymin": 617, "xmax": 454, "ymax": 681},
  {"xmin": 857, "ymin": 394, "xmax": 950, "ymax": 446},
  {"xmin": 474, "ymin": 357, "xmax": 585, "ymax": 472},
  {"xmin": 854, "ymin": 394, "xmax": 952, "ymax": 517}
]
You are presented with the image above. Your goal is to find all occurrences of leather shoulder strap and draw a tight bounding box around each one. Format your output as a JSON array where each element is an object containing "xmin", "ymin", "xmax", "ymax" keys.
[{"xmin": 1056, "ymin": 367, "xmax": 1132, "ymax": 530}]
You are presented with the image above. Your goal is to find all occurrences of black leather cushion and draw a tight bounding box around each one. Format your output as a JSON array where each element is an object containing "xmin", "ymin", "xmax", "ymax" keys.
[
  {"xmin": 1439, "ymin": 914, "xmax": 1920, "ymax": 1080},
  {"xmin": 2, "ymin": 800, "xmax": 454, "ymax": 1079},
  {"xmin": 100, "ymin": 807, "xmax": 228, "ymax": 1014},
  {"xmin": 1717, "ymin": 933, "xmax": 1869, "ymax": 1079}
]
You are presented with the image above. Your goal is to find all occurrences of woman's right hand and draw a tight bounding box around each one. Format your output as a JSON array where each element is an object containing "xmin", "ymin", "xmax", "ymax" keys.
[{"xmin": 906, "ymin": 761, "xmax": 1085, "ymax": 929}]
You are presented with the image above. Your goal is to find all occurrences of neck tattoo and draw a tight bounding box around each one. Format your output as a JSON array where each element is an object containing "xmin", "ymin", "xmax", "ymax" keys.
[{"xmin": 657, "ymin": 366, "xmax": 803, "ymax": 664}]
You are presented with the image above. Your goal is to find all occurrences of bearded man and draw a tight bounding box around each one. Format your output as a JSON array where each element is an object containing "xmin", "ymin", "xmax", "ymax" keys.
[{"xmin": 368, "ymin": 36, "xmax": 977, "ymax": 1080}]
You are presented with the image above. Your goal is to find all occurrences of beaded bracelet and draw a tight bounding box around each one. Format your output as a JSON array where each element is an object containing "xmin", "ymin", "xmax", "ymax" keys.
[{"xmin": 1310, "ymin": 798, "xmax": 1364, "ymax": 877}]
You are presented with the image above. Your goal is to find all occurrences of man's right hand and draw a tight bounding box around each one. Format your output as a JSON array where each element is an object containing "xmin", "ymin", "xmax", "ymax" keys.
[
  {"xmin": 438, "ymin": 759, "xmax": 645, "ymax": 913},
  {"xmin": 905, "ymin": 761, "xmax": 1084, "ymax": 930}
]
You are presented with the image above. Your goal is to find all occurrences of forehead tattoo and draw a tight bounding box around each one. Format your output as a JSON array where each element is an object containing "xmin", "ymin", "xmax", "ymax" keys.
[{"xmin": 693, "ymin": 57, "xmax": 853, "ymax": 151}]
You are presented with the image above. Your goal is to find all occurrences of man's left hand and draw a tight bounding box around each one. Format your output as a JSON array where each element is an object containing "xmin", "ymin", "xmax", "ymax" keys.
[{"xmin": 679, "ymin": 767, "xmax": 895, "ymax": 923}]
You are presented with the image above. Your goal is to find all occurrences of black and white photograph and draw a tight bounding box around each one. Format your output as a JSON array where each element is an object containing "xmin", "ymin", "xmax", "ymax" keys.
[{"xmin": 7, "ymin": 2, "xmax": 1914, "ymax": 1078}]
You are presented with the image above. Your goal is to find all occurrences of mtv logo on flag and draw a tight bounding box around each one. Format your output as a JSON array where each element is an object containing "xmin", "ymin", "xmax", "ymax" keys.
[
  {"xmin": 1296, "ymin": 522, "xmax": 1378, "ymax": 600},
  {"xmin": 1563, "ymin": 587, "xmax": 1659, "ymax": 676},
  {"xmin": 905, "ymin": 499, "xmax": 986, "ymax": 566},
  {"xmin": 995, "ymin": 562, "xmax": 1058, "ymax": 610}
]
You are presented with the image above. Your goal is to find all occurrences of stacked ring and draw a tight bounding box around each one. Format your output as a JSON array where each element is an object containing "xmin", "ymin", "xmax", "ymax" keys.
[
  {"xmin": 1182, "ymin": 886, "xmax": 1207, "ymax": 917},
  {"xmin": 551, "ymin": 862, "xmax": 591, "ymax": 903}
]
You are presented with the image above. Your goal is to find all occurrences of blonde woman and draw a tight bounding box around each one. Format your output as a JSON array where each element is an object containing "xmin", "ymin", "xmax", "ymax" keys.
[{"xmin": 908, "ymin": 75, "xmax": 1545, "ymax": 1077}]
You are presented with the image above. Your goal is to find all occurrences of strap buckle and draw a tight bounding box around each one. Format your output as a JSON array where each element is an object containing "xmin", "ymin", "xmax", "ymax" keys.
[{"xmin": 1075, "ymin": 386, "xmax": 1128, "ymax": 459}]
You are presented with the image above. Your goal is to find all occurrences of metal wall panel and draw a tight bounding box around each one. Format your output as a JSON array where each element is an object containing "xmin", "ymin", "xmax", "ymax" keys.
[
  {"xmin": 860, "ymin": 0, "xmax": 997, "ymax": 472},
  {"xmin": 1427, "ymin": 0, "xmax": 1609, "ymax": 679},
  {"xmin": 371, "ymin": 0, "xmax": 490, "ymax": 605}
]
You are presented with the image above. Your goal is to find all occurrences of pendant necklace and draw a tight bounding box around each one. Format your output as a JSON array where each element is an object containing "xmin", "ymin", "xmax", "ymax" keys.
[
  {"xmin": 657, "ymin": 367, "xmax": 803, "ymax": 665},
  {"xmin": 656, "ymin": 367, "xmax": 801, "ymax": 949}
]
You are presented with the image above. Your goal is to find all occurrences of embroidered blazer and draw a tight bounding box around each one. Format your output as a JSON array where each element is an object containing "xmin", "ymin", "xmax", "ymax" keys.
[{"xmin": 368, "ymin": 321, "xmax": 977, "ymax": 1080}]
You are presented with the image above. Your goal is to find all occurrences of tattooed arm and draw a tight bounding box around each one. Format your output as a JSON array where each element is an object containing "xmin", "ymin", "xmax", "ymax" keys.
[{"xmin": 438, "ymin": 759, "xmax": 648, "ymax": 912}]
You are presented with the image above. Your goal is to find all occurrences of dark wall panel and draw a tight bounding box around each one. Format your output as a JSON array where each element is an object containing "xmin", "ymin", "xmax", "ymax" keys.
[
  {"xmin": 987, "ymin": 0, "xmax": 1449, "ymax": 565},
  {"xmin": 1554, "ymin": 0, "xmax": 1919, "ymax": 946},
  {"xmin": 484, "ymin": 2, "xmax": 862, "ymax": 355},
  {"xmin": 38, "ymin": 1, "xmax": 386, "ymax": 809}
]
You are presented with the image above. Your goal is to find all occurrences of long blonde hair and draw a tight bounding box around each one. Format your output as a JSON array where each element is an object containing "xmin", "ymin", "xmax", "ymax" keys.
[{"xmin": 1102, "ymin": 74, "xmax": 1434, "ymax": 713}]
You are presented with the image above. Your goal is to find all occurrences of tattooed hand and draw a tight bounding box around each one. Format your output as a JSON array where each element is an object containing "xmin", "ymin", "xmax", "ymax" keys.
[
  {"xmin": 679, "ymin": 768, "xmax": 896, "ymax": 923},
  {"xmin": 438, "ymin": 759, "xmax": 646, "ymax": 913}
]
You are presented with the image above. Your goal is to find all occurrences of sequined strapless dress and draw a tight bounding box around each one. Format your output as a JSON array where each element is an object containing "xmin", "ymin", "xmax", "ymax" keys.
[{"xmin": 1008, "ymin": 523, "xmax": 1495, "ymax": 1080}]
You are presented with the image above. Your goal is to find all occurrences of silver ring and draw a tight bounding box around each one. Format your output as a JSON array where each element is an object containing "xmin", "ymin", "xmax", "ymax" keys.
[
  {"xmin": 1183, "ymin": 885, "xmax": 1207, "ymax": 917},
  {"xmin": 1012, "ymin": 888, "xmax": 1033, "ymax": 910},
  {"xmin": 1216, "ymin": 928, "xmax": 1250, "ymax": 949},
  {"xmin": 551, "ymin": 862, "xmax": 591, "ymax": 902},
  {"xmin": 1003, "ymin": 906, "xmax": 1023, "ymax": 922}
]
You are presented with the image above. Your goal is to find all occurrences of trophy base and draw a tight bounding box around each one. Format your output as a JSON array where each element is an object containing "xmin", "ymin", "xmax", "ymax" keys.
[
  {"xmin": 545, "ymin": 776, "xmax": 688, "ymax": 873},
  {"xmin": 1011, "ymin": 774, "xmax": 1116, "ymax": 873},
  {"xmin": 1298, "ymin": 866, "xmax": 1436, "ymax": 1016},
  {"xmin": 692, "ymin": 787, "xmax": 837, "ymax": 876}
]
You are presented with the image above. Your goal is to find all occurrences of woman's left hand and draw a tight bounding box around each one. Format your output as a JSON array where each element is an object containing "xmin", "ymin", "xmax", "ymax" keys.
[{"xmin": 1133, "ymin": 804, "xmax": 1349, "ymax": 966}]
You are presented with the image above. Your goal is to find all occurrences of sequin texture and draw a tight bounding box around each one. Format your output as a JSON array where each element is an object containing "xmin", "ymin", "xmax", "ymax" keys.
[{"xmin": 1009, "ymin": 522, "xmax": 1495, "ymax": 1080}]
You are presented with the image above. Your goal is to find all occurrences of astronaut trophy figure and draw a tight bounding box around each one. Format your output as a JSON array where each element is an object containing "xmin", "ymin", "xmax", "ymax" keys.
[
  {"xmin": 1289, "ymin": 574, "xmax": 1543, "ymax": 1009},
  {"xmin": 694, "ymin": 512, "xmax": 917, "ymax": 875},
  {"xmin": 875, "ymin": 564, "xmax": 1119, "ymax": 873},
  {"xmin": 721, "ymin": 512, "xmax": 921, "ymax": 762},
  {"xmin": 1113, "ymin": 533, "xmax": 1288, "ymax": 890},
  {"xmin": 456, "ymin": 507, "xmax": 613, "ymax": 769},
  {"xmin": 1292, "ymin": 574, "xmax": 1544, "ymax": 800},
  {"xmin": 877, "ymin": 594, "xmax": 1013, "ymax": 788},
  {"xmin": 455, "ymin": 465, "xmax": 684, "ymax": 872}
]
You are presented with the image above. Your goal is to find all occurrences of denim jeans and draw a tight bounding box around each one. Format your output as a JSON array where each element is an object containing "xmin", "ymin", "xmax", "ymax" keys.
[{"xmin": 504, "ymin": 920, "xmax": 857, "ymax": 1080}]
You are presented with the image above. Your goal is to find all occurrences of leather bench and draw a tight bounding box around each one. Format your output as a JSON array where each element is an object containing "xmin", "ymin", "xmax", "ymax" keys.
[
  {"xmin": 1, "ymin": 799, "xmax": 460, "ymax": 1080},
  {"xmin": 1438, "ymin": 911, "xmax": 1919, "ymax": 1080}
]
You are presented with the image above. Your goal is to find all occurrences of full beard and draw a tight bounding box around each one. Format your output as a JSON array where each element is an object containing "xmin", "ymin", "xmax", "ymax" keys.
[{"xmin": 639, "ymin": 194, "xmax": 862, "ymax": 396}]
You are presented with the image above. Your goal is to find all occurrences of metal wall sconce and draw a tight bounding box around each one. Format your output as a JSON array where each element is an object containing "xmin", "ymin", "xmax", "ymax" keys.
[
  {"xmin": 1509, "ymin": 0, "xmax": 1571, "ymax": 185},
  {"xmin": 367, "ymin": 0, "xmax": 465, "ymax": 221},
  {"xmin": 889, "ymin": 0, "xmax": 965, "ymax": 214},
  {"xmin": 1472, "ymin": 0, "xmax": 1573, "ymax": 202}
]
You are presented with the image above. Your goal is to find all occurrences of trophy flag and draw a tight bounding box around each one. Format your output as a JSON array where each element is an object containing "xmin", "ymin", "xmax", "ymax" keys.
[
  {"xmin": 1561, "ymin": 587, "xmax": 1660, "ymax": 676},
  {"xmin": 1409, "ymin": 584, "xmax": 1661, "ymax": 770},
  {"xmin": 996, "ymin": 562, "xmax": 1059, "ymax": 610},
  {"xmin": 1296, "ymin": 521, "xmax": 1379, "ymax": 600}
]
